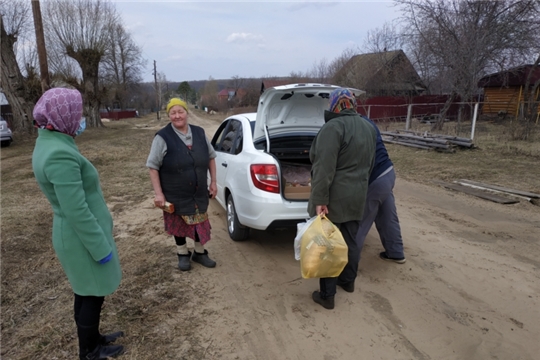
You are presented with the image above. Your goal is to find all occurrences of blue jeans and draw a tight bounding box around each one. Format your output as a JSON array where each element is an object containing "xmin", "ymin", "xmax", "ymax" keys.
[{"xmin": 355, "ymin": 168, "xmax": 404, "ymax": 259}]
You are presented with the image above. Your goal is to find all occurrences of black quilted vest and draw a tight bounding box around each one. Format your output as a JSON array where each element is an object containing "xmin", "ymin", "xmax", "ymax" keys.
[{"xmin": 156, "ymin": 123, "xmax": 209, "ymax": 215}]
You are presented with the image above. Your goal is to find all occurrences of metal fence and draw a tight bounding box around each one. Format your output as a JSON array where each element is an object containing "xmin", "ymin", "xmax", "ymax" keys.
[{"xmin": 356, "ymin": 95, "xmax": 480, "ymax": 122}]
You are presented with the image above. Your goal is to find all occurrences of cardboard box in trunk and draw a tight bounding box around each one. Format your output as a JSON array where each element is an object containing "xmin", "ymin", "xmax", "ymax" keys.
[
  {"xmin": 281, "ymin": 162, "xmax": 311, "ymax": 200},
  {"xmin": 284, "ymin": 184, "xmax": 311, "ymax": 200}
]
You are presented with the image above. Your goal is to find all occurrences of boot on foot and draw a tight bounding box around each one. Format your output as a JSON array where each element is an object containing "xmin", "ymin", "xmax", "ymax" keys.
[
  {"xmin": 177, "ymin": 252, "xmax": 192, "ymax": 271},
  {"xmin": 84, "ymin": 344, "xmax": 124, "ymax": 360},
  {"xmin": 312, "ymin": 291, "xmax": 335, "ymax": 310},
  {"xmin": 100, "ymin": 331, "xmax": 124, "ymax": 345},
  {"xmin": 192, "ymin": 250, "xmax": 216, "ymax": 268}
]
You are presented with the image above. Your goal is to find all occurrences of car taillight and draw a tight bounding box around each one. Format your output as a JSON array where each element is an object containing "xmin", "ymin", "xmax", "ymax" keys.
[{"xmin": 250, "ymin": 164, "xmax": 279, "ymax": 193}]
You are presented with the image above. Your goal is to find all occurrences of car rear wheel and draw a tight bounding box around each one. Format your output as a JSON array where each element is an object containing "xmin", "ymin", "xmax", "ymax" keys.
[{"xmin": 226, "ymin": 195, "xmax": 249, "ymax": 241}]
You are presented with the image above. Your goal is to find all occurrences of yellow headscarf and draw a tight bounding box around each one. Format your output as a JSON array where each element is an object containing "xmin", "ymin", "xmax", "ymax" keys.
[{"xmin": 166, "ymin": 98, "xmax": 188, "ymax": 114}]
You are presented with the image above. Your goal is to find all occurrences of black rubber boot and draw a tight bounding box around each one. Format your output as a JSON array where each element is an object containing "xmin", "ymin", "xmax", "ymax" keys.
[
  {"xmin": 84, "ymin": 344, "xmax": 124, "ymax": 359},
  {"xmin": 312, "ymin": 291, "xmax": 335, "ymax": 310},
  {"xmin": 78, "ymin": 323, "xmax": 100, "ymax": 360},
  {"xmin": 192, "ymin": 250, "xmax": 216, "ymax": 268},
  {"xmin": 100, "ymin": 331, "xmax": 124, "ymax": 345},
  {"xmin": 177, "ymin": 251, "xmax": 192, "ymax": 271}
]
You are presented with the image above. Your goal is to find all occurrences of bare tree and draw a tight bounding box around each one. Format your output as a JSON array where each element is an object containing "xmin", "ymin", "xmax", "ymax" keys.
[
  {"xmin": 0, "ymin": 0, "xmax": 35, "ymax": 132},
  {"xmin": 305, "ymin": 58, "xmax": 332, "ymax": 83},
  {"xmin": 100, "ymin": 22, "xmax": 146, "ymax": 110},
  {"xmin": 31, "ymin": 0, "xmax": 50, "ymax": 92},
  {"xmin": 329, "ymin": 47, "xmax": 360, "ymax": 86},
  {"xmin": 238, "ymin": 77, "xmax": 260, "ymax": 108},
  {"xmin": 201, "ymin": 76, "xmax": 219, "ymax": 111},
  {"xmin": 396, "ymin": 0, "xmax": 540, "ymax": 130},
  {"xmin": 363, "ymin": 22, "xmax": 404, "ymax": 54},
  {"xmin": 518, "ymin": 54, "xmax": 540, "ymax": 140},
  {"xmin": 226, "ymin": 75, "xmax": 246, "ymax": 108},
  {"xmin": 43, "ymin": 0, "xmax": 119, "ymax": 127},
  {"xmin": 404, "ymin": 26, "xmax": 451, "ymax": 95}
]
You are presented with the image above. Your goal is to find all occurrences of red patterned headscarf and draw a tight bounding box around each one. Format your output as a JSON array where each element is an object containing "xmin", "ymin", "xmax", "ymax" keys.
[
  {"xmin": 33, "ymin": 88, "xmax": 83, "ymax": 136},
  {"xmin": 328, "ymin": 88, "xmax": 357, "ymax": 114}
]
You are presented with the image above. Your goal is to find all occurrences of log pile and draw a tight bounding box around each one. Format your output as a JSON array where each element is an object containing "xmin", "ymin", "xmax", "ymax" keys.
[{"xmin": 381, "ymin": 130, "xmax": 474, "ymax": 152}]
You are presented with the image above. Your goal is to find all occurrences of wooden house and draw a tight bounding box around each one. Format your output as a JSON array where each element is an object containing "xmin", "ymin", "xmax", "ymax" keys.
[
  {"xmin": 478, "ymin": 65, "xmax": 540, "ymax": 116},
  {"xmin": 333, "ymin": 49, "xmax": 426, "ymax": 97}
]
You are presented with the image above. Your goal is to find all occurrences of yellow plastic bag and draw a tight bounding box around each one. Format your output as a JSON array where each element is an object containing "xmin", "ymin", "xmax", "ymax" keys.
[{"xmin": 299, "ymin": 215, "xmax": 348, "ymax": 279}]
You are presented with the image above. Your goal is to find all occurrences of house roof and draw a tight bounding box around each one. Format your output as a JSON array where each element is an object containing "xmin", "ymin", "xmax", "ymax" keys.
[
  {"xmin": 334, "ymin": 49, "xmax": 426, "ymax": 92},
  {"xmin": 344, "ymin": 50, "xmax": 403, "ymax": 84},
  {"xmin": 217, "ymin": 88, "xmax": 247, "ymax": 97},
  {"xmin": 218, "ymin": 88, "xmax": 233, "ymax": 96},
  {"xmin": 478, "ymin": 65, "xmax": 540, "ymax": 88}
]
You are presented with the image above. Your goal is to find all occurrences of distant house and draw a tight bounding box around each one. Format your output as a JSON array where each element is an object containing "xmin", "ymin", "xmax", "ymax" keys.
[
  {"xmin": 333, "ymin": 49, "xmax": 426, "ymax": 97},
  {"xmin": 217, "ymin": 88, "xmax": 246, "ymax": 103},
  {"xmin": 477, "ymin": 65, "xmax": 540, "ymax": 116},
  {"xmin": 217, "ymin": 88, "xmax": 234, "ymax": 101}
]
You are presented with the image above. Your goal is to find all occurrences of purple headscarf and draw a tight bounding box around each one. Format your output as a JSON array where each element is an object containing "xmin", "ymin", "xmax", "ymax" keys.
[{"xmin": 33, "ymin": 88, "xmax": 83, "ymax": 136}]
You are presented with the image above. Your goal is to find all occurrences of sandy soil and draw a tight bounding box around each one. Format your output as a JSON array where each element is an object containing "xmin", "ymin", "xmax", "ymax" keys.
[{"xmin": 118, "ymin": 111, "xmax": 540, "ymax": 360}]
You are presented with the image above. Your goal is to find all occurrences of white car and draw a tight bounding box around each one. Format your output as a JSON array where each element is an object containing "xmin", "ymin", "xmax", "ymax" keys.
[
  {"xmin": 0, "ymin": 117, "xmax": 13, "ymax": 147},
  {"xmin": 209, "ymin": 83, "xmax": 364, "ymax": 241}
]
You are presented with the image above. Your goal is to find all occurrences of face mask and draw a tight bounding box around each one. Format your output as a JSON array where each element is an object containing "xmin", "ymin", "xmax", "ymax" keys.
[{"xmin": 75, "ymin": 117, "xmax": 86, "ymax": 136}]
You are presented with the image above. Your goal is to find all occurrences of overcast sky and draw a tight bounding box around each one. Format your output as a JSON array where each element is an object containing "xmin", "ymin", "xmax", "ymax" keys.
[{"xmin": 114, "ymin": 1, "xmax": 401, "ymax": 83}]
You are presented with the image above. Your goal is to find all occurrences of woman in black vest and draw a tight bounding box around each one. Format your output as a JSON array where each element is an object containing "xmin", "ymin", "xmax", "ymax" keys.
[{"xmin": 147, "ymin": 98, "xmax": 217, "ymax": 271}]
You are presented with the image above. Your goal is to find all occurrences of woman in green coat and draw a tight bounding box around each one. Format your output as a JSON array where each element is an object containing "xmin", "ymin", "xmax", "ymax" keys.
[{"xmin": 32, "ymin": 88, "xmax": 124, "ymax": 360}]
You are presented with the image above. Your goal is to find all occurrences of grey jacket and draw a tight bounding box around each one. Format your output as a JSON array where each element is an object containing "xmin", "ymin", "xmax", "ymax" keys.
[{"xmin": 308, "ymin": 109, "xmax": 377, "ymax": 223}]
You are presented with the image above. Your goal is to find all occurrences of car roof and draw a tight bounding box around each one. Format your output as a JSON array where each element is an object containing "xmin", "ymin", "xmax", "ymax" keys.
[{"xmin": 229, "ymin": 112, "xmax": 256, "ymax": 122}]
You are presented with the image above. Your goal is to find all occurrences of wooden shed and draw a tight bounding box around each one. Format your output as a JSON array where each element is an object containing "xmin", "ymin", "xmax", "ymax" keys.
[{"xmin": 478, "ymin": 65, "xmax": 540, "ymax": 116}]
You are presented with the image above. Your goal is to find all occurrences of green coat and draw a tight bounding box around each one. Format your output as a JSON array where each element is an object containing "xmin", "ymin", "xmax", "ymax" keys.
[
  {"xmin": 32, "ymin": 129, "xmax": 121, "ymax": 296},
  {"xmin": 308, "ymin": 109, "xmax": 377, "ymax": 223}
]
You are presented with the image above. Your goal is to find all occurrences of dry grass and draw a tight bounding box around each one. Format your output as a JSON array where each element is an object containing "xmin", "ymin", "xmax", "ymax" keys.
[
  {"xmin": 378, "ymin": 117, "xmax": 540, "ymax": 194},
  {"xmin": 1, "ymin": 112, "xmax": 539, "ymax": 359},
  {"xmin": 1, "ymin": 114, "xmax": 214, "ymax": 359}
]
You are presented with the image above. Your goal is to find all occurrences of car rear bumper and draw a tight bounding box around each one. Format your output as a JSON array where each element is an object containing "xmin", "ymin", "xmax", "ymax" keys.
[{"xmin": 233, "ymin": 190, "xmax": 309, "ymax": 230}]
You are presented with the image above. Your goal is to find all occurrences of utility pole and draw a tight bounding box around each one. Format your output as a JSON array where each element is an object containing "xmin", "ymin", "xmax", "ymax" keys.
[
  {"xmin": 153, "ymin": 60, "xmax": 160, "ymax": 121},
  {"xmin": 31, "ymin": 0, "xmax": 50, "ymax": 93}
]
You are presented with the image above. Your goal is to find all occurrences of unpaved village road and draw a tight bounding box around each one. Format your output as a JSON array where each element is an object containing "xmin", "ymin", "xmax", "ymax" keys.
[{"xmin": 118, "ymin": 111, "xmax": 540, "ymax": 359}]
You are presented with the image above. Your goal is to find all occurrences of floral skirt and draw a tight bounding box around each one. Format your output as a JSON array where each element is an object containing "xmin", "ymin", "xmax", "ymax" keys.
[{"xmin": 163, "ymin": 211, "xmax": 212, "ymax": 245}]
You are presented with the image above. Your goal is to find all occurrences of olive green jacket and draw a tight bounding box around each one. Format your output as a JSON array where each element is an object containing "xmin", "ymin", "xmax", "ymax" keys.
[
  {"xmin": 32, "ymin": 129, "xmax": 121, "ymax": 296},
  {"xmin": 308, "ymin": 109, "xmax": 377, "ymax": 223}
]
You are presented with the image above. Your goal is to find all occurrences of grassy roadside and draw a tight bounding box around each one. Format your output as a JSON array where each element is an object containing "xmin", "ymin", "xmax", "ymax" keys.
[{"xmin": 381, "ymin": 118, "xmax": 540, "ymax": 194}]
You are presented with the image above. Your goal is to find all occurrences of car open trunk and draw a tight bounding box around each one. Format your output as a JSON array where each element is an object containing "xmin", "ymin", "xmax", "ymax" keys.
[
  {"xmin": 253, "ymin": 84, "xmax": 365, "ymax": 202},
  {"xmin": 255, "ymin": 134, "xmax": 314, "ymax": 201}
]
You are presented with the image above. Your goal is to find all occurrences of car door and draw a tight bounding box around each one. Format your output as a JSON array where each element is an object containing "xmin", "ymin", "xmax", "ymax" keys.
[{"xmin": 211, "ymin": 119, "xmax": 244, "ymax": 207}]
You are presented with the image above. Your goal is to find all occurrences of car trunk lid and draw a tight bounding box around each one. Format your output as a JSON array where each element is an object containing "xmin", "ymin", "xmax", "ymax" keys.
[{"xmin": 253, "ymin": 83, "xmax": 364, "ymax": 151}]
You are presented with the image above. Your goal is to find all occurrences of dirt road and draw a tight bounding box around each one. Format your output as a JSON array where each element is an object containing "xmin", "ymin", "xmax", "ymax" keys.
[{"xmin": 118, "ymin": 111, "xmax": 540, "ymax": 359}]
